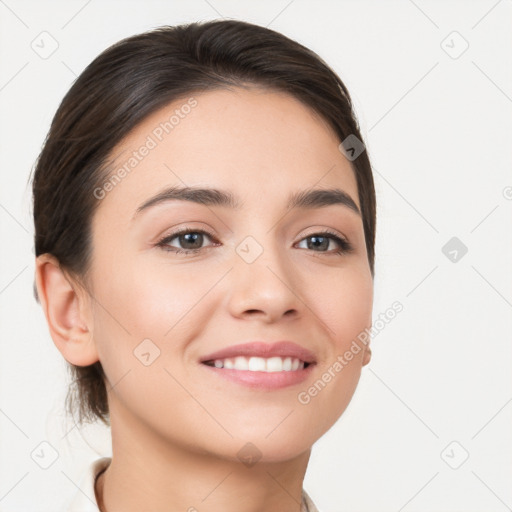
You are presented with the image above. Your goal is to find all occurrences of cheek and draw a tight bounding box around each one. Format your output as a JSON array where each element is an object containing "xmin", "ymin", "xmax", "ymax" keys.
[
  {"xmin": 308, "ymin": 263, "xmax": 373, "ymax": 348},
  {"xmin": 297, "ymin": 266, "xmax": 372, "ymax": 429},
  {"xmin": 298, "ymin": 348, "xmax": 366, "ymax": 443},
  {"xmin": 90, "ymin": 255, "xmax": 226, "ymax": 397},
  {"xmin": 94, "ymin": 252, "xmax": 214, "ymax": 340},
  {"xmin": 88, "ymin": 259, "xmax": 211, "ymax": 439}
]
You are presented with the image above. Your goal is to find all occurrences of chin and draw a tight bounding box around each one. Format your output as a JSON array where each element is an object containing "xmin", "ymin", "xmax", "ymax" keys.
[{"xmin": 219, "ymin": 427, "xmax": 318, "ymax": 465}]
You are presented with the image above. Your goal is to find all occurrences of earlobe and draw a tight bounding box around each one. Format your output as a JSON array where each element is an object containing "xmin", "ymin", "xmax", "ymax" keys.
[
  {"xmin": 35, "ymin": 254, "xmax": 99, "ymax": 366},
  {"xmin": 362, "ymin": 345, "xmax": 372, "ymax": 367}
]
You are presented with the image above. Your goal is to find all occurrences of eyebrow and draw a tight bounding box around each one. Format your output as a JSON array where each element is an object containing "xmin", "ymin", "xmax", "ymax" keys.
[{"xmin": 132, "ymin": 185, "xmax": 361, "ymax": 220}]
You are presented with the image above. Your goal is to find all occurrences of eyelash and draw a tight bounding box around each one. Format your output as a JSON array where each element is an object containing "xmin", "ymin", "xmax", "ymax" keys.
[{"xmin": 156, "ymin": 227, "xmax": 354, "ymax": 256}]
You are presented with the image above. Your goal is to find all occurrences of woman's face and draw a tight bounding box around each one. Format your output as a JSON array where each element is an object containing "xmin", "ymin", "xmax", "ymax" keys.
[{"xmin": 85, "ymin": 86, "xmax": 373, "ymax": 462}]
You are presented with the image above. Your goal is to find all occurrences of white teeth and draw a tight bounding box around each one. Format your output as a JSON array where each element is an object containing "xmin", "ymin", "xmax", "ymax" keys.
[
  {"xmin": 234, "ymin": 356, "xmax": 249, "ymax": 370},
  {"xmin": 209, "ymin": 356, "xmax": 306, "ymax": 372},
  {"xmin": 248, "ymin": 356, "xmax": 266, "ymax": 371},
  {"xmin": 266, "ymin": 356, "xmax": 284, "ymax": 372},
  {"xmin": 223, "ymin": 359, "xmax": 234, "ymax": 369}
]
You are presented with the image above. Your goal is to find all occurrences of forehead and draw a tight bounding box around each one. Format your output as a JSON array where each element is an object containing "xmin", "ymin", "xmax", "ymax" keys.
[{"xmin": 96, "ymin": 87, "xmax": 359, "ymax": 219}]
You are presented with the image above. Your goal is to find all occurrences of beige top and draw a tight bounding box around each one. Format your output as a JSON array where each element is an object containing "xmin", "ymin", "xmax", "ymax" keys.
[{"xmin": 66, "ymin": 457, "xmax": 321, "ymax": 512}]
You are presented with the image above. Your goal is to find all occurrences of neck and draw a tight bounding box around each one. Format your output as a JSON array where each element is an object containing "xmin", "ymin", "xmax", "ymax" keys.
[{"xmin": 96, "ymin": 398, "xmax": 311, "ymax": 512}]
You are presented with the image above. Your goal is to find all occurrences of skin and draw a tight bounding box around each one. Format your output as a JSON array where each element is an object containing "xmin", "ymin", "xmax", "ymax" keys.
[{"xmin": 35, "ymin": 86, "xmax": 373, "ymax": 512}]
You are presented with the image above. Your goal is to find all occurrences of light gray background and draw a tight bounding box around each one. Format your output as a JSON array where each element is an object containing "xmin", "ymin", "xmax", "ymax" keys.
[{"xmin": 1, "ymin": 1, "xmax": 511, "ymax": 511}]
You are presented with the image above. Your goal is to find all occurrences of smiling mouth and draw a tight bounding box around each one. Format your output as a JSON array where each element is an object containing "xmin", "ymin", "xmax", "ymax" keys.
[{"xmin": 202, "ymin": 356, "xmax": 312, "ymax": 372}]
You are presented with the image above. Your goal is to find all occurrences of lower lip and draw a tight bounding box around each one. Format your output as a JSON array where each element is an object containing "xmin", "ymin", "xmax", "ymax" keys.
[{"xmin": 200, "ymin": 363, "xmax": 315, "ymax": 390}]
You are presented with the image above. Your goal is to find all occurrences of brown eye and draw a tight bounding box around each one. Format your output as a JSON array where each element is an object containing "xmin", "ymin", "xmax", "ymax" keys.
[
  {"xmin": 174, "ymin": 232, "xmax": 204, "ymax": 250},
  {"xmin": 157, "ymin": 229, "xmax": 217, "ymax": 254},
  {"xmin": 296, "ymin": 232, "xmax": 354, "ymax": 255},
  {"xmin": 305, "ymin": 235, "xmax": 330, "ymax": 251}
]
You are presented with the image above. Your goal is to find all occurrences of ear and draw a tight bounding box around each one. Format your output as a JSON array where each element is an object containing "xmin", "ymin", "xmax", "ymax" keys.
[
  {"xmin": 35, "ymin": 253, "xmax": 99, "ymax": 366},
  {"xmin": 362, "ymin": 344, "xmax": 372, "ymax": 367}
]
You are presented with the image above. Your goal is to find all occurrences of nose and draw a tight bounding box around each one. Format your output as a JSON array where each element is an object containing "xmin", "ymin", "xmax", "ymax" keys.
[{"xmin": 224, "ymin": 237, "xmax": 302, "ymax": 324}]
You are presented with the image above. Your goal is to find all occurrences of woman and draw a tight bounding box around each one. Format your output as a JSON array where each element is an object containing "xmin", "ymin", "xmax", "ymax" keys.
[{"xmin": 32, "ymin": 19, "xmax": 376, "ymax": 512}]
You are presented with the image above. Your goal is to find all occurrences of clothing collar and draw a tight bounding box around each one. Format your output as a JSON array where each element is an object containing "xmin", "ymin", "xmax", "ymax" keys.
[
  {"xmin": 66, "ymin": 457, "xmax": 320, "ymax": 512},
  {"xmin": 66, "ymin": 457, "xmax": 110, "ymax": 511}
]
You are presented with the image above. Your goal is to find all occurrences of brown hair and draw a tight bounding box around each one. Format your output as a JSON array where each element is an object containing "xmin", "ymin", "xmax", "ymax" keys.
[{"xmin": 31, "ymin": 19, "xmax": 376, "ymax": 426}]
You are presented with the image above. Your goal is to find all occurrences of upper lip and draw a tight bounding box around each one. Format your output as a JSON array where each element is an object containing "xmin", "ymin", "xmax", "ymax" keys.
[{"xmin": 200, "ymin": 341, "xmax": 316, "ymax": 364}]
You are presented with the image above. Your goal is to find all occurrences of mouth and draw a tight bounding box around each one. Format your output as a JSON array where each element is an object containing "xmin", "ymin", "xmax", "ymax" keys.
[
  {"xmin": 202, "ymin": 356, "xmax": 312, "ymax": 372},
  {"xmin": 199, "ymin": 341, "xmax": 317, "ymax": 390}
]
